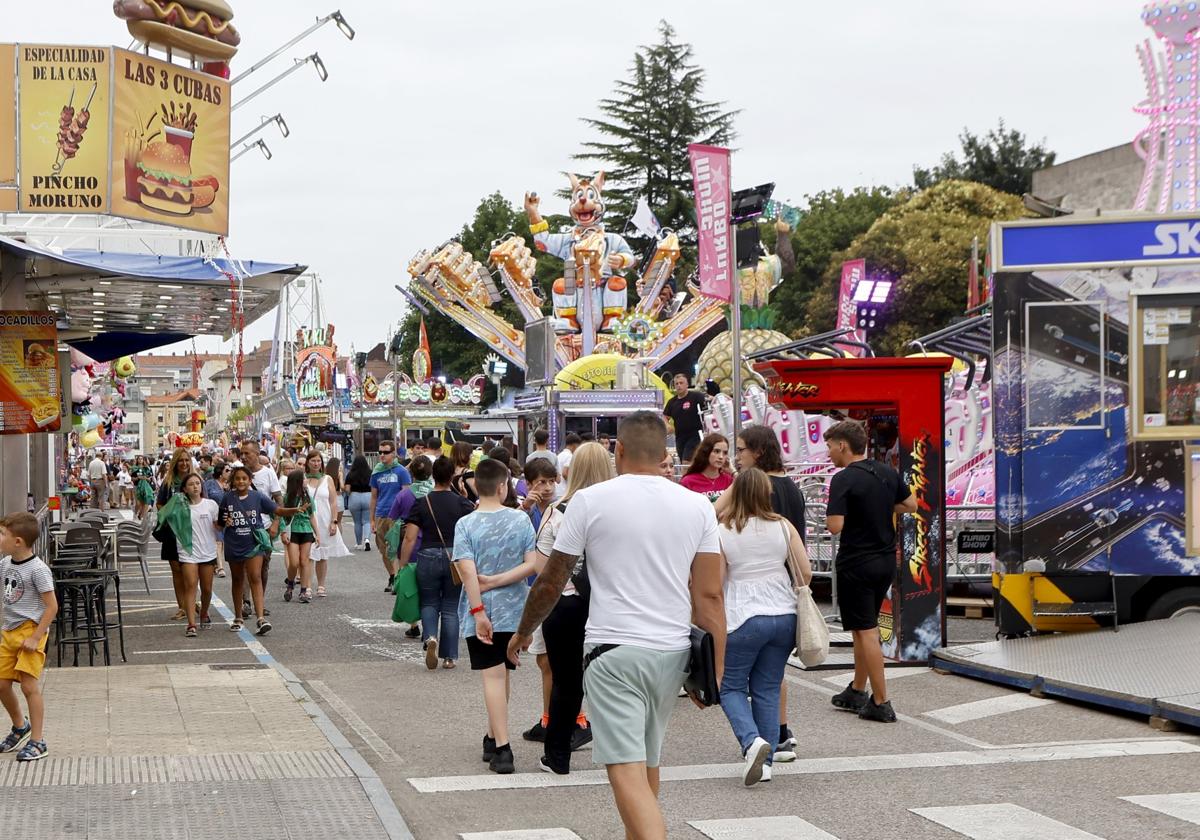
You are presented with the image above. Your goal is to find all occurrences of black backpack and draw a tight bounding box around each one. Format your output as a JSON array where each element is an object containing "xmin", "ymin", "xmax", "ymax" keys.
[{"xmin": 555, "ymin": 502, "xmax": 590, "ymax": 600}]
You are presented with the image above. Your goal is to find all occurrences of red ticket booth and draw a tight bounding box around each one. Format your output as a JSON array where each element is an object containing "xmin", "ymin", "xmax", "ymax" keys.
[{"xmin": 755, "ymin": 356, "xmax": 953, "ymax": 663}]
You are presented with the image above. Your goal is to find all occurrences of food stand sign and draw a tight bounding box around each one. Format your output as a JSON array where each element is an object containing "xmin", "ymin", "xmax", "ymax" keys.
[
  {"xmin": 0, "ymin": 44, "xmax": 16, "ymax": 210},
  {"xmin": 0, "ymin": 311, "xmax": 62, "ymax": 435},
  {"xmin": 110, "ymin": 48, "xmax": 230, "ymax": 235},
  {"xmin": 17, "ymin": 45, "xmax": 112, "ymax": 215}
]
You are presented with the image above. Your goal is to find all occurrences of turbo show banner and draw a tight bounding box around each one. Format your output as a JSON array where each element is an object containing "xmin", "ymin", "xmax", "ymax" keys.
[
  {"xmin": 17, "ymin": 45, "xmax": 112, "ymax": 215},
  {"xmin": 109, "ymin": 48, "xmax": 230, "ymax": 235},
  {"xmin": 0, "ymin": 311, "xmax": 61, "ymax": 435}
]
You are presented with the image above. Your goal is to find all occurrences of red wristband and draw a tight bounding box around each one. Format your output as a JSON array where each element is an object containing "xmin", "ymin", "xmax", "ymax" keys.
[{"xmin": 469, "ymin": 604, "xmax": 485, "ymax": 616}]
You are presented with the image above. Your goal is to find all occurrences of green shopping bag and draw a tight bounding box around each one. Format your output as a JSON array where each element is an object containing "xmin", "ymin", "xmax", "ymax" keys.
[{"xmin": 390, "ymin": 563, "xmax": 420, "ymax": 624}]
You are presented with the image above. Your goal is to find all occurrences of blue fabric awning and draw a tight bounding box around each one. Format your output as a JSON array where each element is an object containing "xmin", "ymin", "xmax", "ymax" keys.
[{"xmin": 0, "ymin": 235, "xmax": 305, "ymax": 360}]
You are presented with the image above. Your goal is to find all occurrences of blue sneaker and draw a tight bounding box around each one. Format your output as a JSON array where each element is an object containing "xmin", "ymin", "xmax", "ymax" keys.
[
  {"xmin": 16, "ymin": 739, "xmax": 48, "ymax": 762},
  {"xmin": 0, "ymin": 720, "xmax": 30, "ymax": 753}
]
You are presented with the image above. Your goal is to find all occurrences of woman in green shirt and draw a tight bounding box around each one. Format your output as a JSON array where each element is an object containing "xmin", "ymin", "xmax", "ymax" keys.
[{"xmin": 280, "ymin": 468, "xmax": 320, "ymax": 604}]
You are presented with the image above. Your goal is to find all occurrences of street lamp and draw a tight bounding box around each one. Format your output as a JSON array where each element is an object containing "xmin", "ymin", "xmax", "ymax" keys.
[
  {"xmin": 231, "ymin": 139, "xmax": 272, "ymax": 162},
  {"xmin": 232, "ymin": 53, "xmax": 328, "ymax": 113},
  {"xmin": 231, "ymin": 114, "xmax": 290, "ymax": 150}
]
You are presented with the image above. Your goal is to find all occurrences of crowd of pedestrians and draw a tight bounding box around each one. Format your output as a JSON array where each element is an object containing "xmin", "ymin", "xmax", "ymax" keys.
[{"xmin": 4, "ymin": 393, "xmax": 913, "ymax": 838}]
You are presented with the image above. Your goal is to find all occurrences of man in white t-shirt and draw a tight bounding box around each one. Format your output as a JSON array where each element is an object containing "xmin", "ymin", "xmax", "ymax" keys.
[
  {"xmin": 556, "ymin": 433, "xmax": 582, "ymax": 481},
  {"xmin": 509, "ymin": 412, "xmax": 724, "ymax": 839},
  {"xmin": 87, "ymin": 452, "xmax": 108, "ymax": 510}
]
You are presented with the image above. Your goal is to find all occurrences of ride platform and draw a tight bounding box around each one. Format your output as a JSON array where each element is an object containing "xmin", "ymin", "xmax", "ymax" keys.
[{"xmin": 932, "ymin": 615, "xmax": 1200, "ymax": 729}]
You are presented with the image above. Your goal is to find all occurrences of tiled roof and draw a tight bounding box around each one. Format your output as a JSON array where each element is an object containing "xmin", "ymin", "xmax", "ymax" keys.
[{"xmin": 146, "ymin": 388, "xmax": 205, "ymax": 405}]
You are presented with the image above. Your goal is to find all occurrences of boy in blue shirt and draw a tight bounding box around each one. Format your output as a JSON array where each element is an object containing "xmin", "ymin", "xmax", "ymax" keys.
[{"xmin": 454, "ymin": 458, "xmax": 537, "ymax": 775}]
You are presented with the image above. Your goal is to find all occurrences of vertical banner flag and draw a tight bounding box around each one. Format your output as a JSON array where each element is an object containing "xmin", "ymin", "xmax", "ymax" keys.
[
  {"xmin": 837, "ymin": 259, "xmax": 867, "ymax": 357},
  {"xmin": 0, "ymin": 44, "xmax": 16, "ymax": 212},
  {"xmin": 0, "ymin": 311, "xmax": 61, "ymax": 435},
  {"xmin": 17, "ymin": 45, "xmax": 112, "ymax": 214},
  {"xmin": 688, "ymin": 144, "xmax": 732, "ymax": 302}
]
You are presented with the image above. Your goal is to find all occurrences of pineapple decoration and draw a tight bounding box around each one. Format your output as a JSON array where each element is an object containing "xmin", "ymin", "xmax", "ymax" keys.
[{"xmin": 696, "ymin": 253, "xmax": 790, "ymax": 395}]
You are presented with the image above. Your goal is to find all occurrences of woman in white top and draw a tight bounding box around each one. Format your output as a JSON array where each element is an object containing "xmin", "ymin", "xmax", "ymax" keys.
[
  {"xmin": 303, "ymin": 450, "xmax": 351, "ymax": 597},
  {"xmin": 717, "ymin": 468, "xmax": 812, "ymax": 787},
  {"xmin": 177, "ymin": 473, "xmax": 221, "ymax": 638}
]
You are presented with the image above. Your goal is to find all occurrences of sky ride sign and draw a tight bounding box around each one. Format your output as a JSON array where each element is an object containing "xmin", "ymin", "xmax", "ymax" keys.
[{"xmin": 995, "ymin": 213, "xmax": 1200, "ymax": 270}]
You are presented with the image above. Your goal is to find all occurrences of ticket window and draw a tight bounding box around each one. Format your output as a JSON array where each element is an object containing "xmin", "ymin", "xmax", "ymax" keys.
[{"xmin": 1131, "ymin": 290, "xmax": 1200, "ymax": 439}]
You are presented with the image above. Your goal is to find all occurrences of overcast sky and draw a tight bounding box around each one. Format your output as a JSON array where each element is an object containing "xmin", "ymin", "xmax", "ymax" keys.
[{"xmin": 21, "ymin": 0, "xmax": 1147, "ymax": 359}]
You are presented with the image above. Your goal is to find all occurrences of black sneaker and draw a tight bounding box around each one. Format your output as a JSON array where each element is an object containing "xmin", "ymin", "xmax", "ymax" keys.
[
  {"xmin": 364, "ymin": 539, "xmax": 371, "ymax": 551},
  {"xmin": 284, "ymin": 578, "xmax": 295, "ymax": 602},
  {"xmin": 489, "ymin": 743, "xmax": 515, "ymax": 774},
  {"xmin": 481, "ymin": 734, "xmax": 496, "ymax": 762},
  {"xmin": 405, "ymin": 623, "xmax": 422, "ymax": 639},
  {"xmin": 831, "ymin": 682, "xmax": 870, "ymax": 712},
  {"xmin": 538, "ymin": 755, "xmax": 568, "ymax": 775},
  {"xmin": 858, "ymin": 696, "xmax": 897, "ymax": 723},
  {"xmin": 241, "ymin": 600, "xmax": 252, "ymax": 619},
  {"xmin": 570, "ymin": 724, "xmax": 592, "ymax": 751},
  {"xmin": 522, "ymin": 720, "xmax": 546, "ymax": 742},
  {"xmin": 384, "ymin": 575, "xmax": 394, "ymax": 594}
]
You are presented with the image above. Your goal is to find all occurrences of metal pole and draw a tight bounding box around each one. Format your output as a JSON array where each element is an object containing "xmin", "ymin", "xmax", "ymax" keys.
[
  {"xmin": 232, "ymin": 55, "xmax": 325, "ymax": 113},
  {"xmin": 730, "ymin": 218, "xmax": 742, "ymax": 441},
  {"xmin": 230, "ymin": 12, "xmax": 353, "ymax": 86}
]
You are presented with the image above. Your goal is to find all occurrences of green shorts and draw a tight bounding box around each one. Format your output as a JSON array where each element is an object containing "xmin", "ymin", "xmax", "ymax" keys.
[{"xmin": 582, "ymin": 644, "xmax": 689, "ymax": 768}]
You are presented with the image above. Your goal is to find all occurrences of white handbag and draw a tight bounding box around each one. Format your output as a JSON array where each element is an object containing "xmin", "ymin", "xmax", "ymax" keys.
[{"xmin": 782, "ymin": 521, "xmax": 829, "ymax": 667}]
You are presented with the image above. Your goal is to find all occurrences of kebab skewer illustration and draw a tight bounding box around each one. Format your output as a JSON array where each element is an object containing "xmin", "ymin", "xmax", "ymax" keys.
[{"xmin": 53, "ymin": 83, "xmax": 97, "ymax": 175}]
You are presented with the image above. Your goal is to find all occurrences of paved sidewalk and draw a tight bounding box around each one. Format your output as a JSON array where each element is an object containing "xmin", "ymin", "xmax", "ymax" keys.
[{"xmin": 0, "ymin": 664, "xmax": 396, "ymax": 839}]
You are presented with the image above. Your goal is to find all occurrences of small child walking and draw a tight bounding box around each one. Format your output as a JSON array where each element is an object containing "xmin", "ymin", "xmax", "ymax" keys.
[
  {"xmin": 0, "ymin": 513, "xmax": 59, "ymax": 762},
  {"xmin": 453, "ymin": 459, "xmax": 538, "ymax": 774}
]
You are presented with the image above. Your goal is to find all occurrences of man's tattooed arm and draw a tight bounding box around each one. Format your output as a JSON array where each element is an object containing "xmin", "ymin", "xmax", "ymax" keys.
[{"xmin": 516, "ymin": 549, "xmax": 577, "ymax": 636}]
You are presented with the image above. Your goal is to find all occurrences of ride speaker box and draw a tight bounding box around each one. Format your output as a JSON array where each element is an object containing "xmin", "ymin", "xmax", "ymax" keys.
[{"xmin": 525, "ymin": 318, "xmax": 555, "ymax": 387}]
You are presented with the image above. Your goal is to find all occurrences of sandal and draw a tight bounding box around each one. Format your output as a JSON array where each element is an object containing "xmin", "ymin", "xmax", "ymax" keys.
[
  {"xmin": 316, "ymin": 586, "xmax": 326, "ymax": 598},
  {"xmin": 199, "ymin": 614, "xmax": 212, "ymax": 630},
  {"xmin": 229, "ymin": 619, "xmax": 243, "ymax": 632},
  {"xmin": 185, "ymin": 625, "xmax": 198, "ymax": 638},
  {"xmin": 284, "ymin": 578, "xmax": 295, "ymax": 602},
  {"xmin": 216, "ymin": 568, "xmax": 226, "ymax": 578},
  {"xmin": 171, "ymin": 608, "xmax": 187, "ymax": 621},
  {"xmin": 256, "ymin": 617, "xmax": 272, "ymax": 636},
  {"xmin": 298, "ymin": 588, "xmax": 311, "ymax": 604}
]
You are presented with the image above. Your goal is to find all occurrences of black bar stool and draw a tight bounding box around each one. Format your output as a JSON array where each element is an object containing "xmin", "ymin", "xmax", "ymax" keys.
[{"xmin": 53, "ymin": 574, "xmax": 110, "ymax": 667}]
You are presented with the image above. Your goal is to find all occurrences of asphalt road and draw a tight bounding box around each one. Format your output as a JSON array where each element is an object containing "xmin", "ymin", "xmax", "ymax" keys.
[{"xmin": 110, "ymin": 519, "xmax": 1200, "ymax": 840}]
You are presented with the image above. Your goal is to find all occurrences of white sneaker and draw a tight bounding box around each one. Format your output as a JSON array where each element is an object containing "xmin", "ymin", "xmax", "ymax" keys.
[
  {"xmin": 773, "ymin": 748, "xmax": 797, "ymax": 763},
  {"xmin": 741, "ymin": 737, "xmax": 770, "ymax": 786},
  {"xmin": 761, "ymin": 764, "xmax": 773, "ymax": 782}
]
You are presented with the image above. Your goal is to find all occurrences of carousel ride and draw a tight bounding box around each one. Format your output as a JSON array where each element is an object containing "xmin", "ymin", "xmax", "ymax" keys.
[{"xmin": 402, "ymin": 170, "xmax": 732, "ymax": 379}]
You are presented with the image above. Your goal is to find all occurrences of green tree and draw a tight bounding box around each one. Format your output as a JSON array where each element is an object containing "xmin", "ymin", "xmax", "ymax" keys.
[
  {"xmin": 803, "ymin": 180, "xmax": 1026, "ymax": 356},
  {"xmin": 395, "ymin": 192, "xmax": 568, "ymax": 383},
  {"xmin": 572, "ymin": 20, "xmax": 738, "ymax": 242},
  {"xmin": 762, "ymin": 187, "xmax": 900, "ymax": 336},
  {"xmin": 913, "ymin": 120, "xmax": 1055, "ymax": 196}
]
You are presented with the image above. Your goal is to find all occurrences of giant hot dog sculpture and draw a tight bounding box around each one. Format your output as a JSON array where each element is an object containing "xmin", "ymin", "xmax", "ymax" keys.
[{"xmin": 114, "ymin": 0, "xmax": 241, "ymax": 61}]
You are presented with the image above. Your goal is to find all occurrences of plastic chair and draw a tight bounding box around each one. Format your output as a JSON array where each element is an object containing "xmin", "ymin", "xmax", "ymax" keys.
[{"xmin": 115, "ymin": 522, "xmax": 152, "ymax": 595}]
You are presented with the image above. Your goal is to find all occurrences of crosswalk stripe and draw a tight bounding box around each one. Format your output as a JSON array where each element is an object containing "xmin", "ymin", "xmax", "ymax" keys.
[
  {"xmin": 924, "ymin": 693, "xmax": 1054, "ymax": 725},
  {"xmin": 689, "ymin": 815, "xmax": 838, "ymax": 839},
  {"xmin": 459, "ymin": 830, "xmax": 583, "ymax": 839},
  {"xmin": 821, "ymin": 668, "xmax": 929, "ymax": 686},
  {"xmin": 1121, "ymin": 792, "xmax": 1200, "ymax": 826},
  {"xmin": 407, "ymin": 739, "xmax": 1200, "ymax": 793},
  {"xmin": 910, "ymin": 804, "xmax": 1103, "ymax": 839}
]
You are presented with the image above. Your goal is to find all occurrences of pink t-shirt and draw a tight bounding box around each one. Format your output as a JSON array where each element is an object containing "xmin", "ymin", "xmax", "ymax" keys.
[{"xmin": 679, "ymin": 471, "xmax": 734, "ymax": 503}]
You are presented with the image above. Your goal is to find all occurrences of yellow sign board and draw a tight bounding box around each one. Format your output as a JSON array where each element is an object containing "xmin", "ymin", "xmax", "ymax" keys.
[
  {"xmin": 109, "ymin": 49, "xmax": 231, "ymax": 236},
  {"xmin": 0, "ymin": 44, "xmax": 15, "ymax": 185},
  {"xmin": 0, "ymin": 311, "xmax": 61, "ymax": 435},
  {"xmin": 17, "ymin": 45, "xmax": 111, "ymax": 214}
]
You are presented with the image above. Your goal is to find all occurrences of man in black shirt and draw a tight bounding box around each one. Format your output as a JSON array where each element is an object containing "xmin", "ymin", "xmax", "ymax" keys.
[
  {"xmin": 663, "ymin": 373, "xmax": 707, "ymax": 462},
  {"xmin": 824, "ymin": 420, "xmax": 916, "ymax": 723}
]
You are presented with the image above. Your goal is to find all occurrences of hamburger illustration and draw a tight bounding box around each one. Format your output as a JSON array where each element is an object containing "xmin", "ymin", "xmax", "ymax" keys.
[
  {"xmin": 136, "ymin": 141, "xmax": 194, "ymax": 215},
  {"xmin": 114, "ymin": 0, "xmax": 241, "ymax": 62}
]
